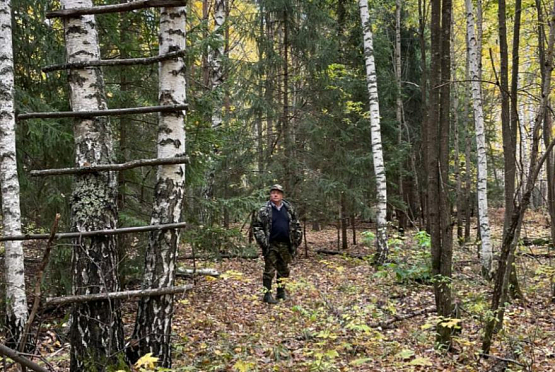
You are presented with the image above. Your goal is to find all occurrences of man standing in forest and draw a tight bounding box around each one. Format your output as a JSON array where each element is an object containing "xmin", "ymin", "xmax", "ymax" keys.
[{"xmin": 253, "ymin": 184, "xmax": 302, "ymax": 304}]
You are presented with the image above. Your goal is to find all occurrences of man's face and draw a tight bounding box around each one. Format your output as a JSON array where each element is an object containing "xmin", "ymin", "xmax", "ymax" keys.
[{"xmin": 270, "ymin": 190, "xmax": 284, "ymax": 205}]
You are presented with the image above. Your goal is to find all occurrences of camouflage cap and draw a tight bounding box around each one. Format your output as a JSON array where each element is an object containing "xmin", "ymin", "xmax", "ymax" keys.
[{"xmin": 269, "ymin": 184, "xmax": 284, "ymax": 193}]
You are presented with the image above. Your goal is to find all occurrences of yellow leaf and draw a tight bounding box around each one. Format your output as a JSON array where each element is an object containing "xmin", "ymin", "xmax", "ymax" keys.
[
  {"xmin": 409, "ymin": 357, "xmax": 432, "ymax": 366},
  {"xmin": 135, "ymin": 353, "xmax": 159, "ymax": 370},
  {"xmin": 233, "ymin": 360, "xmax": 255, "ymax": 372}
]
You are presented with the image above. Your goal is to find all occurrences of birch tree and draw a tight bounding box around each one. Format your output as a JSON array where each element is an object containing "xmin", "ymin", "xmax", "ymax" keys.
[
  {"xmin": 133, "ymin": 5, "xmax": 187, "ymax": 367},
  {"xmin": 61, "ymin": 0, "xmax": 124, "ymax": 369},
  {"xmin": 358, "ymin": 0, "xmax": 388, "ymax": 264},
  {"xmin": 465, "ymin": 0, "xmax": 492, "ymax": 278},
  {"xmin": 0, "ymin": 0, "xmax": 28, "ymax": 348},
  {"xmin": 209, "ymin": 0, "xmax": 225, "ymax": 129}
]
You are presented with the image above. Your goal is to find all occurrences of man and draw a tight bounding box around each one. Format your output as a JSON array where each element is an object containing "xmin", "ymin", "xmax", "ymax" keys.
[{"xmin": 253, "ymin": 184, "xmax": 302, "ymax": 304}]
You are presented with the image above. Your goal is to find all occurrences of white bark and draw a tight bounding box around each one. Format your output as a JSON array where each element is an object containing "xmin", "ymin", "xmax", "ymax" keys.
[
  {"xmin": 133, "ymin": 5, "xmax": 187, "ymax": 368},
  {"xmin": 0, "ymin": 0, "xmax": 28, "ymax": 347},
  {"xmin": 466, "ymin": 0, "xmax": 492, "ymax": 277},
  {"xmin": 209, "ymin": 0, "xmax": 225, "ymax": 128},
  {"xmin": 61, "ymin": 0, "xmax": 123, "ymax": 369},
  {"xmin": 359, "ymin": 0, "xmax": 388, "ymax": 264}
]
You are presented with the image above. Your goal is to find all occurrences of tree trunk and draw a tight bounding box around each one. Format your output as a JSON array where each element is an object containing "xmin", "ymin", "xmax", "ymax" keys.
[
  {"xmin": 537, "ymin": 0, "xmax": 555, "ymax": 256},
  {"xmin": 498, "ymin": 0, "xmax": 516, "ymax": 244},
  {"xmin": 451, "ymin": 33, "xmax": 463, "ymax": 245},
  {"xmin": 209, "ymin": 0, "xmax": 225, "ymax": 129},
  {"xmin": 395, "ymin": 0, "xmax": 407, "ymax": 231},
  {"xmin": 282, "ymin": 8, "xmax": 292, "ymax": 192},
  {"xmin": 508, "ymin": 0, "xmax": 524, "ymax": 299},
  {"xmin": 427, "ymin": 0, "xmax": 454, "ymax": 348},
  {"xmin": 0, "ymin": 0, "xmax": 28, "ymax": 349},
  {"xmin": 341, "ymin": 193, "xmax": 348, "ymax": 250},
  {"xmin": 61, "ymin": 0, "xmax": 124, "ymax": 369},
  {"xmin": 359, "ymin": 0, "xmax": 388, "ymax": 265},
  {"xmin": 464, "ymin": 117, "xmax": 472, "ymax": 243},
  {"xmin": 132, "ymin": 5, "xmax": 187, "ymax": 368},
  {"xmin": 466, "ymin": 0, "xmax": 492, "ymax": 278},
  {"xmin": 483, "ymin": 0, "xmax": 555, "ymax": 353},
  {"xmin": 351, "ymin": 213, "xmax": 357, "ymax": 245},
  {"xmin": 418, "ymin": 0, "xmax": 428, "ymax": 230},
  {"xmin": 437, "ymin": 0, "xmax": 454, "ymax": 347}
]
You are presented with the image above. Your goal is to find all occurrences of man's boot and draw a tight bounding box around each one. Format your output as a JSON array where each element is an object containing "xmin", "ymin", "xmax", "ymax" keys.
[
  {"xmin": 276, "ymin": 276, "xmax": 288, "ymax": 300},
  {"xmin": 263, "ymin": 279, "xmax": 278, "ymax": 304},
  {"xmin": 276, "ymin": 287, "xmax": 288, "ymax": 301}
]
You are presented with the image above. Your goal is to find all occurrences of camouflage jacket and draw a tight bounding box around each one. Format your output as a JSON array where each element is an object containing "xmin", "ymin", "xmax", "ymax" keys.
[{"xmin": 252, "ymin": 200, "xmax": 302, "ymax": 252}]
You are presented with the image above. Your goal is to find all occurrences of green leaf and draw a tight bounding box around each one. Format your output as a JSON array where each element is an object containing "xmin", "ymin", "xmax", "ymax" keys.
[
  {"xmin": 395, "ymin": 349, "xmax": 415, "ymax": 360},
  {"xmin": 409, "ymin": 357, "xmax": 433, "ymax": 366}
]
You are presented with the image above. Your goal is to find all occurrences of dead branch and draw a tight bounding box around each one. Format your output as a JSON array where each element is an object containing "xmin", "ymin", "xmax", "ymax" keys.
[
  {"xmin": 46, "ymin": 0, "xmax": 186, "ymax": 18},
  {"xmin": 44, "ymin": 285, "xmax": 193, "ymax": 308},
  {"xmin": 19, "ymin": 214, "xmax": 60, "ymax": 354},
  {"xmin": 17, "ymin": 104, "xmax": 188, "ymax": 121},
  {"xmin": 480, "ymin": 353, "xmax": 527, "ymax": 368},
  {"xmin": 29, "ymin": 156, "xmax": 189, "ymax": 177},
  {"xmin": 369, "ymin": 306, "xmax": 437, "ymax": 329},
  {"xmin": 42, "ymin": 50, "xmax": 186, "ymax": 72},
  {"xmin": 0, "ymin": 344, "xmax": 49, "ymax": 372},
  {"xmin": 0, "ymin": 222, "xmax": 187, "ymax": 242}
]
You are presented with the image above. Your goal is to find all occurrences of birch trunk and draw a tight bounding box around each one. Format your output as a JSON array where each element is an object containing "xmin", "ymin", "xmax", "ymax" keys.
[
  {"xmin": 132, "ymin": 6, "xmax": 187, "ymax": 368},
  {"xmin": 359, "ymin": 0, "xmax": 388, "ymax": 264},
  {"xmin": 465, "ymin": 0, "xmax": 492, "ymax": 278},
  {"xmin": 61, "ymin": 0, "xmax": 124, "ymax": 369},
  {"xmin": 0, "ymin": 0, "xmax": 28, "ymax": 349},
  {"xmin": 209, "ymin": 0, "xmax": 225, "ymax": 129}
]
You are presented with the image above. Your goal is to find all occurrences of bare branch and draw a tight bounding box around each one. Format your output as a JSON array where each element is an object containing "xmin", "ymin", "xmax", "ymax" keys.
[
  {"xmin": 0, "ymin": 222, "xmax": 187, "ymax": 242},
  {"xmin": 30, "ymin": 157, "xmax": 189, "ymax": 177},
  {"xmin": 42, "ymin": 51, "xmax": 186, "ymax": 72},
  {"xmin": 17, "ymin": 104, "xmax": 188, "ymax": 121},
  {"xmin": 47, "ymin": 0, "xmax": 187, "ymax": 18},
  {"xmin": 19, "ymin": 214, "xmax": 61, "ymax": 353},
  {"xmin": 0, "ymin": 344, "xmax": 50, "ymax": 372}
]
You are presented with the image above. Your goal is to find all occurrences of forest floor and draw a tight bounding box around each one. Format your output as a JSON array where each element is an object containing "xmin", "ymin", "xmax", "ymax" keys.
[{"xmin": 3, "ymin": 208, "xmax": 555, "ymax": 371}]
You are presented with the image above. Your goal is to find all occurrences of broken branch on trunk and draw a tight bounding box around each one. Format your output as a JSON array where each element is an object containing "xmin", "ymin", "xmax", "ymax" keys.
[
  {"xmin": 29, "ymin": 156, "xmax": 189, "ymax": 177},
  {"xmin": 17, "ymin": 104, "xmax": 188, "ymax": 120},
  {"xmin": 46, "ymin": 0, "xmax": 186, "ymax": 18},
  {"xmin": 45, "ymin": 285, "xmax": 193, "ymax": 308},
  {"xmin": 42, "ymin": 50, "xmax": 186, "ymax": 72},
  {"xmin": 0, "ymin": 344, "xmax": 49, "ymax": 372},
  {"xmin": 0, "ymin": 222, "xmax": 187, "ymax": 241}
]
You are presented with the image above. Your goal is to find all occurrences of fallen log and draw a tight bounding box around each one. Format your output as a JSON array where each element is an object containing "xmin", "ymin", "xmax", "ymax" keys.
[
  {"xmin": 181, "ymin": 253, "xmax": 259, "ymax": 260},
  {"xmin": 315, "ymin": 249, "xmax": 369, "ymax": 259},
  {"xmin": 521, "ymin": 237, "xmax": 552, "ymax": 246},
  {"xmin": 176, "ymin": 268, "xmax": 220, "ymax": 278},
  {"xmin": 519, "ymin": 253, "xmax": 555, "ymax": 259},
  {"xmin": 44, "ymin": 285, "xmax": 193, "ymax": 308}
]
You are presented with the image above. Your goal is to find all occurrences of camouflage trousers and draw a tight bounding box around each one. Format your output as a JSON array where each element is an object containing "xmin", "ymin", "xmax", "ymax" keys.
[{"xmin": 263, "ymin": 241, "xmax": 294, "ymax": 288}]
